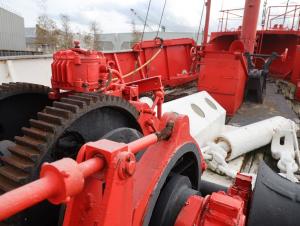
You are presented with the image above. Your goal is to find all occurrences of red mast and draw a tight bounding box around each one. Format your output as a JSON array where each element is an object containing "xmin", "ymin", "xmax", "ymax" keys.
[
  {"xmin": 202, "ymin": 0, "xmax": 211, "ymax": 45},
  {"xmin": 240, "ymin": 0, "xmax": 261, "ymax": 53}
]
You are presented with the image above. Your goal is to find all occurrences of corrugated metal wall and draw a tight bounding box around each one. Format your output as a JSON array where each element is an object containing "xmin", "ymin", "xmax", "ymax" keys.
[{"xmin": 0, "ymin": 7, "xmax": 26, "ymax": 50}]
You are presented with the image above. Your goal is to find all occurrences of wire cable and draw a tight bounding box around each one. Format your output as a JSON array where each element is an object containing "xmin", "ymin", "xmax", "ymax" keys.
[
  {"xmin": 141, "ymin": 0, "xmax": 152, "ymax": 42},
  {"xmin": 156, "ymin": 0, "xmax": 167, "ymax": 37},
  {"xmin": 195, "ymin": 0, "xmax": 206, "ymax": 45}
]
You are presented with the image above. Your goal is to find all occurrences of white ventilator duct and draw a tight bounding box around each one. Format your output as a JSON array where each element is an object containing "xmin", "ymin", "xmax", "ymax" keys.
[
  {"xmin": 162, "ymin": 91, "xmax": 226, "ymax": 147},
  {"xmin": 203, "ymin": 116, "xmax": 300, "ymax": 182}
]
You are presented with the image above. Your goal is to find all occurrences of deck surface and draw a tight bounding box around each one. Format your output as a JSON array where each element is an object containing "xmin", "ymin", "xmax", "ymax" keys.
[{"xmin": 229, "ymin": 80, "xmax": 299, "ymax": 126}]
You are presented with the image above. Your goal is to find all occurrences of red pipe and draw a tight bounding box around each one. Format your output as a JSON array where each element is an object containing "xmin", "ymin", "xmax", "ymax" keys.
[
  {"xmin": 0, "ymin": 157, "xmax": 104, "ymax": 221},
  {"xmin": 128, "ymin": 133, "xmax": 158, "ymax": 154},
  {"xmin": 0, "ymin": 176, "xmax": 57, "ymax": 221},
  {"xmin": 0, "ymin": 131, "xmax": 164, "ymax": 221},
  {"xmin": 240, "ymin": 0, "xmax": 261, "ymax": 53},
  {"xmin": 203, "ymin": 0, "xmax": 211, "ymax": 45},
  {"xmin": 78, "ymin": 157, "xmax": 105, "ymax": 178}
]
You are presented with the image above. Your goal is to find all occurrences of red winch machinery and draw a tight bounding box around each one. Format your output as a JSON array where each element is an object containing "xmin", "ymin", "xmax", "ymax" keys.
[
  {"xmin": 0, "ymin": 114, "xmax": 252, "ymax": 226},
  {"xmin": 0, "ymin": 35, "xmax": 254, "ymax": 226},
  {"xmin": 1, "ymin": 0, "xmax": 300, "ymax": 226}
]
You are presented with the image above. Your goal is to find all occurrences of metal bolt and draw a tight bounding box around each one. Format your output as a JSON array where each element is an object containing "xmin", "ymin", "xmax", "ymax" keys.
[{"xmin": 125, "ymin": 160, "xmax": 136, "ymax": 176}]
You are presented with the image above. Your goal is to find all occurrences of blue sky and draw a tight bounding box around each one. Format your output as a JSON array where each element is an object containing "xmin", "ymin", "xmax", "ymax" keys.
[{"xmin": 0, "ymin": 0, "xmax": 289, "ymax": 33}]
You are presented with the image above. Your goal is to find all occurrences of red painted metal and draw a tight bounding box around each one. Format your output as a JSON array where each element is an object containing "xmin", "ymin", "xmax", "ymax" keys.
[
  {"xmin": 0, "ymin": 113, "xmax": 253, "ymax": 226},
  {"xmin": 174, "ymin": 195, "xmax": 204, "ymax": 226},
  {"xmin": 0, "ymin": 157, "xmax": 104, "ymax": 220},
  {"xmin": 203, "ymin": 0, "xmax": 211, "ymax": 46},
  {"xmin": 227, "ymin": 173, "xmax": 252, "ymax": 214},
  {"xmin": 51, "ymin": 46, "xmax": 108, "ymax": 93},
  {"xmin": 174, "ymin": 173, "xmax": 252, "ymax": 226},
  {"xmin": 49, "ymin": 41, "xmax": 171, "ymax": 136},
  {"xmin": 104, "ymin": 38, "xmax": 199, "ymax": 87},
  {"xmin": 0, "ymin": 129, "xmax": 158, "ymax": 222},
  {"xmin": 210, "ymin": 3, "xmax": 300, "ymax": 97},
  {"xmin": 198, "ymin": 0, "xmax": 263, "ymax": 115},
  {"xmin": 0, "ymin": 113, "xmax": 207, "ymax": 225},
  {"xmin": 50, "ymin": 38, "xmax": 198, "ymax": 97},
  {"xmin": 198, "ymin": 44, "xmax": 248, "ymax": 116},
  {"xmin": 210, "ymin": 30, "xmax": 300, "ymax": 77},
  {"xmin": 240, "ymin": 0, "xmax": 261, "ymax": 53}
]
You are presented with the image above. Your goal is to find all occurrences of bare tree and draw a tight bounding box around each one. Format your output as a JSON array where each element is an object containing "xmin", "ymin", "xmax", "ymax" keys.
[
  {"xmin": 83, "ymin": 32, "xmax": 93, "ymax": 49},
  {"xmin": 35, "ymin": 14, "xmax": 60, "ymax": 52},
  {"xmin": 59, "ymin": 14, "xmax": 74, "ymax": 49},
  {"xmin": 90, "ymin": 21, "xmax": 101, "ymax": 50},
  {"xmin": 35, "ymin": 0, "xmax": 60, "ymax": 53}
]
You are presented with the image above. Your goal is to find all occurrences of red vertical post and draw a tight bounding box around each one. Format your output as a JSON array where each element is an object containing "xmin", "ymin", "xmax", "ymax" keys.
[
  {"xmin": 202, "ymin": 0, "xmax": 211, "ymax": 45},
  {"xmin": 240, "ymin": 0, "xmax": 261, "ymax": 53}
]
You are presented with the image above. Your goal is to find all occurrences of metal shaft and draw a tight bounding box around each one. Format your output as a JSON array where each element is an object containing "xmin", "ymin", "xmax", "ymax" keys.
[{"xmin": 0, "ymin": 157, "xmax": 104, "ymax": 221}]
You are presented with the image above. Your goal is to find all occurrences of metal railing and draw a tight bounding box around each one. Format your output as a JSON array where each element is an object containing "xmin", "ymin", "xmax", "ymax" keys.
[
  {"xmin": 265, "ymin": 4, "xmax": 300, "ymax": 31},
  {"xmin": 0, "ymin": 50, "xmax": 43, "ymax": 57},
  {"xmin": 217, "ymin": 8, "xmax": 243, "ymax": 32},
  {"xmin": 217, "ymin": 4, "xmax": 300, "ymax": 32}
]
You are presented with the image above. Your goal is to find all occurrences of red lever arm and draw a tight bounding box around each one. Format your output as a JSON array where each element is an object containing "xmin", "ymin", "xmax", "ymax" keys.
[{"xmin": 0, "ymin": 157, "xmax": 104, "ymax": 221}]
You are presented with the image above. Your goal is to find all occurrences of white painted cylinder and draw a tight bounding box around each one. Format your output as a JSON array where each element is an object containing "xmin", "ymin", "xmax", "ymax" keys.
[
  {"xmin": 163, "ymin": 91, "xmax": 226, "ymax": 147},
  {"xmin": 217, "ymin": 116, "xmax": 293, "ymax": 160}
]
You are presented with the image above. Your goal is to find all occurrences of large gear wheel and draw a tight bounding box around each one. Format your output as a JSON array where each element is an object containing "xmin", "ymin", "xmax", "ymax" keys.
[
  {"xmin": 0, "ymin": 93, "xmax": 140, "ymax": 226},
  {"xmin": 0, "ymin": 82, "xmax": 51, "ymax": 141}
]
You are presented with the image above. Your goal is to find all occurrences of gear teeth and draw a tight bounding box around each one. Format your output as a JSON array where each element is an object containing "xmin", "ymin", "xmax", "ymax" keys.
[
  {"xmin": 0, "ymin": 82, "xmax": 50, "ymax": 100},
  {"xmin": 53, "ymin": 101, "xmax": 79, "ymax": 113},
  {"xmin": 1, "ymin": 154, "xmax": 34, "ymax": 172},
  {"xmin": 44, "ymin": 106, "xmax": 71, "ymax": 119},
  {"xmin": 29, "ymin": 119, "xmax": 57, "ymax": 133},
  {"xmin": 60, "ymin": 97, "xmax": 86, "ymax": 108},
  {"xmin": 0, "ymin": 166, "xmax": 28, "ymax": 185},
  {"xmin": 75, "ymin": 93, "xmax": 99, "ymax": 102},
  {"xmin": 0, "ymin": 92, "xmax": 140, "ymax": 220},
  {"xmin": 0, "ymin": 174, "xmax": 20, "ymax": 192},
  {"xmin": 37, "ymin": 112, "xmax": 64, "ymax": 125},
  {"xmin": 8, "ymin": 145, "xmax": 40, "ymax": 161},
  {"xmin": 21, "ymin": 127, "xmax": 49, "ymax": 141},
  {"xmin": 14, "ymin": 136, "xmax": 46, "ymax": 151},
  {"xmin": 67, "ymin": 95, "xmax": 92, "ymax": 104}
]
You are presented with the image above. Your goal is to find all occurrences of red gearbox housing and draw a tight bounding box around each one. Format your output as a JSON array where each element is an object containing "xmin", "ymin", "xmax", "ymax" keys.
[{"xmin": 51, "ymin": 41, "xmax": 108, "ymax": 93}]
